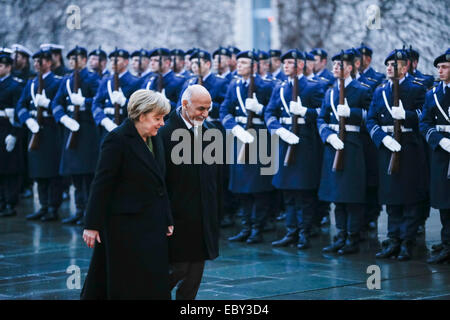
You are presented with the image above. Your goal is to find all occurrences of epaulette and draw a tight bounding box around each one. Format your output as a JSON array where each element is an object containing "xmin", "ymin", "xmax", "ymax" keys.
[
  {"xmin": 360, "ymin": 82, "xmax": 371, "ymax": 88},
  {"xmin": 232, "ymin": 75, "xmax": 239, "ymax": 79},
  {"xmin": 319, "ymin": 77, "xmax": 329, "ymax": 81},
  {"xmin": 175, "ymin": 74, "xmax": 185, "ymax": 78},
  {"xmin": 262, "ymin": 77, "xmax": 273, "ymax": 82},
  {"xmin": 366, "ymin": 77, "xmax": 378, "ymax": 82},
  {"xmin": 54, "ymin": 75, "xmax": 63, "ymax": 79},
  {"xmin": 216, "ymin": 74, "xmax": 225, "ymax": 79},
  {"xmin": 308, "ymin": 78, "xmax": 319, "ymax": 83},
  {"xmin": 414, "ymin": 77, "xmax": 425, "ymax": 82},
  {"xmin": 412, "ymin": 80, "xmax": 424, "ymax": 86},
  {"xmin": 12, "ymin": 77, "xmax": 24, "ymax": 83}
]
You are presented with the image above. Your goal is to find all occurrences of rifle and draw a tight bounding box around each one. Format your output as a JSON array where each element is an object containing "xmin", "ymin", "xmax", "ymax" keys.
[
  {"xmin": 284, "ymin": 50, "xmax": 299, "ymax": 166},
  {"xmin": 332, "ymin": 50, "xmax": 346, "ymax": 171},
  {"xmin": 157, "ymin": 49, "xmax": 163, "ymax": 92},
  {"xmin": 237, "ymin": 49, "xmax": 256, "ymax": 164},
  {"xmin": 218, "ymin": 49, "xmax": 222, "ymax": 75},
  {"xmin": 95, "ymin": 46, "xmax": 103, "ymax": 77},
  {"xmin": 28, "ymin": 56, "xmax": 44, "ymax": 151},
  {"xmin": 138, "ymin": 48, "xmax": 143, "ymax": 77},
  {"xmin": 13, "ymin": 46, "xmax": 19, "ymax": 72},
  {"xmin": 197, "ymin": 55, "xmax": 203, "ymax": 86},
  {"xmin": 67, "ymin": 46, "xmax": 81, "ymax": 149},
  {"xmin": 388, "ymin": 50, "xmax": 401, "ymax": 175},
  {"xmin": 113, "ymin": 47, "xmax": 121, "ymax": 125}
]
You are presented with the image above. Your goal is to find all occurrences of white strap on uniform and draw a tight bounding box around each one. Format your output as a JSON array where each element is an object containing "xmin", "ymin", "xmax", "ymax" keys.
[
  {"xmin": 235, "ymin": 116, "xmax": 264, "ymax": 125},
  {"xmin": 280, "ymin": 117, "xmax": 305, "ymax": 125},
  {"xmin": 330, "ymin": 89, "xmax": 339, "ymax": 121},
  {"xmin": 145, "ymin": 77, "xmax": 154, "ymax": 90},
  {"xmin": 66, "ymin": 79, "xmax": 73, "ymax": 97},
  {"xmin": 280, "ymin": 86, "xmax": 291, "ymax": 117},
  {"xmin": 436, "ymin": 125, "xmax": 450, "ymax": 133},
  {"xmin": 328, "ymin": 124, "xmax": 360, "ymax": 132},
  {"xmin": 236, "ymin": 82, "xmax": 247, "ymax": 116},
  {"xmin": 382, "ymin": 89, "xmax": 393, "ymax": 116},
  {"xmin": 433, "ymin": 85, "xmax": 450, "ymax": 124},
  {"xmin": 30, "ymin": 81, "xmax": 37, "ymax": 107},
  {"xmin": 381, "ymin": 125, "xmax": 413, "ymax": 133}
]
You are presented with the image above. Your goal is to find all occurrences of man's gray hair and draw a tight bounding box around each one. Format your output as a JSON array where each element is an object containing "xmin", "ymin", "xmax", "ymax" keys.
[{"xmin": 181, "ymin": 85, "xmax": 193, "ymax": 105}]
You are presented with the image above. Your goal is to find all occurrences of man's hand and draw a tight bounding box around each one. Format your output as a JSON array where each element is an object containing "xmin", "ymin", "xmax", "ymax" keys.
[
  {"xmin": 83, "ymin": 229, "xmax": 101, "ymax": 248},
  {"xmin": 439, "ymin": 137, "xmax": 450, "ymax": 153},
  {"xmin": 60, "ymin": 115, "xmax": 80, "ymax": 132},
  {"xmin": 111, "ymin": 89, "xmax": 127, "ymax": 107},
  {"xmin": 326, "ymin": 133, "xmax": 344, "ymax": 150},
  {"xmin": 289, "ymin": 97, "xmax": 307, "ymax": 117},
  {"xmin": 382, "ymin": 135, "xmax": 401, "ymax": 152},
  {"xmin": 25, "ymin": 118, "xmax": 39, "ymax": 134},
  {"xmin": 337, "ymin": 98, "xmax": 350, "ymax": 118},
  {"xmin": 231, "ymin": 125, "xmax": 254, "ymax": 144},
  {"xmin": 35, "ymin": 89, "xmax": 50, "ymax": 109},
  {"xmin": 69, "ymin": 88, "xmax": 85, "ymax": 107},
  {"xmin": 5, "ymin": 134, "xmax": 16, "ymax": 152},
  {"xmin": 275, "ymin": 127, "xmax": 299, "ymax": 145},
  {"xmin": 391, "ymin": 100, "xmax": 406, "ymax": 120},
  {"xmin": 101, "ymin": 117, "xmax": 118, "ymax": 132}
]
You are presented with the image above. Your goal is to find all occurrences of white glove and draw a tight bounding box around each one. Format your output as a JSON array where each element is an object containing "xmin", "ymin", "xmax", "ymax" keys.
[
  {"xmin": 275, "ymin": 127, "xmax": 299, "ymax": 145},
  {"xmin": 439, "ymin": 137, "xmax": 450, "ymax": 153},
  {"xmin": 103, "ymin": 107, "xmax": 115, "ymax": 115},
  {"xmin": 35, "ymin": 89, "xmax": 50, "ymax": 109},
  {"xmin": 289, "ymin": 97, "xmax": 307, "ymax": 117},
  {"xmin": 231, "ymin": 125, "xmax": 254, "ymax": 144},
  {"xmin": 101, "ymin": 117, "xmax": 118, "ymax": 132},
  {"xmin": 60, "ymin": 115, "xmax": 80, "ymax": 132},
  {"xmin": 382, "ymin": 135, "xmax": 401, "ymax": 152},
  {"xmin": 5, "ymin": 108, "xmax": 14, "ymax": 124},
  {"xmin": 5, "ymin": 134, "xmax": 16, "ymax": 152},
  {"xmin": 326, "ymin": 133, "xmax": 344, "ymax": 150},
  {"xmin": 245, "ymin": 94, "xmax": 263, "ymax": 115},
  {"xmin": 337, "ymin": 98, "xmax": 350, "ymax": 118},
  {"xmin": 110, "ymin": 89, "xmax": 127, "ymax": 107},
  {"xmin": 25, "ymin": 118, "xmax": 39, "ymax": 134},
  {"xmin": 391, "ymin": 100, "xmax": 406, "ymax": 120},
  {"xmin": 67, "ymin": 105, "xmax": 75, "ymax": 112},
  {"xmin": 69, "ymin": 88, "xmax": 85, "ymax": 107}
]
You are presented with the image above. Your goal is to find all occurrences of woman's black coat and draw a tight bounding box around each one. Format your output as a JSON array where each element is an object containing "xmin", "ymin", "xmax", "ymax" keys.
[{"xmin": 80, "ymin": 118, "xmax": 173, "ymax": 300}]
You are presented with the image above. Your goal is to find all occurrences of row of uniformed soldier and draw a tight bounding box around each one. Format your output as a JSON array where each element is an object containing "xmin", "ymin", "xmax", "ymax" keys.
[{"xmin": 0, "ymin": 43, "xmax": 448, "ymax": 264}]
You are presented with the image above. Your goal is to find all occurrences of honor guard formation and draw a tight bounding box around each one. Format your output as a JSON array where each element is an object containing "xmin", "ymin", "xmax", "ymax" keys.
[{"xmin": 0, "ymin": 43, "xmax": 449, "ymax": 264}]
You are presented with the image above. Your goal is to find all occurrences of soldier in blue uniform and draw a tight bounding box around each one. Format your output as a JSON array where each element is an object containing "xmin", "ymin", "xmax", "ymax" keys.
[
  {"xmin": 141, "ymin": 48, "xmax": 186, "ymax": 115},
  {"xmin": 130, "ymin": 48, "xmax": 151, "ymax": 80},
  {"xmin": 183, "ymin": 48, "xmax": 197, "ymax": 77},
  {"xmin": 213, "ymin": 47, "xmax": 233, "ymax": 83},
  {"xmin": 303, "ymin": 52, "xmax": 316, "ymax": 81},
  {"xmin": 407, "ymin": 47, "xmax": 435, "ymax": 90},
  {"xmin": 171, "ymin": 49, "xmax": 187, "ymax": 77},
  {"xmin": 310, "ymin": 48, "xmax": 335, "ymax": 87},
  {"xmin": 16, "ymin": 49, "xmax": 64, "ymax": 221},
  {"xmin": 11, "ymin": 44, "xmax": 35, "ymax": 81},
  {"xmin": 317, "ymin": 49, "xmax": 372, "ymax": 255},
  {"xmin": 350, "ymin": 48, "xmax": 379, "ymax": 92},
  {"xmin": 256, "ymin": 50, "xmax": 273, "ymax": 81},
  {"xmin": 358, "ymin": 44, "xmax": 386, "ymax": 89},
  {"xmin": 92, "ymin": 48, "xmax": 140, "ymax": 139},
  {"xmin": 268, "ymin": 49, "xmax": 287, "ymax": 82},
  {"xmin": 40, "ymin": 44, "xmax": 71, "ymax": 77},
  {"xmin": 0, "ymin": 54, "xmax": 25, "ymax": 217},
  {"xmin": 220, "ymin": 50, "xmax": 275, "ymax": 244},
  {"xmin": 228, "ymin": 46, "xmax": 240, "ymax": 77},
  {"xmin": 265, "ymin": 49, "xmax": 325, "ymax": 248},
  {"xmin": 51, "ymin": 47, "xmax": 100, "ymax": 225},
  {"xmin": 419, "ymin": 48, "xmax": 450, "ymax": 263},
  {"xmin": 88, "ymin": 48, "xmax": 110, "ymax": 79},
  {"xmin": 366, "ymin": 49, "xmax": 427, "ymax": 261}
]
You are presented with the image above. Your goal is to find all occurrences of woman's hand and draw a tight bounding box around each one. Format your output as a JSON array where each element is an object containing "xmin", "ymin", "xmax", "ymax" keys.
[
  {"xmin": 83, "ymin": 229, "xmax": 101, "ymax": 248},
  {"xmin": 167, "ymin": 225, "xmax": 174, "ymax": 236}
]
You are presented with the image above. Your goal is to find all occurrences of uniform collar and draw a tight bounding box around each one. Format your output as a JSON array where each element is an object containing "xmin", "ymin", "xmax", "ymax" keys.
[
  {"xmin": 272, "ymin": 67, "xmax": 282, "ymax": 77},
  {"xmin": 140, "ymin": 69, "xmax": 152, "ymax": 78},
  {"xmin": 288, "ymin": 74, "xmax": 303, "ymax": 84},
  {"xmin": 203, "ymin": 71, "xmax": 212, "ymax": 82},
  {"xmin": 42, "ymin": 71, "xmax": 51, "ymax": 79},
  {"xmin": 0, "ymin": 73, "xmax": 10, "ymax": 82}
]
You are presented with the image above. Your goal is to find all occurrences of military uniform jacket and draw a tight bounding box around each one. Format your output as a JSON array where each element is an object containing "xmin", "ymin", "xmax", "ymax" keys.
[
  {"xmin": 411, "ymin": 70, "xmax": 435, "ymax": 90},
  {"xmin": 362, "ymin": 67, "xmax": 386, "ymax": 89},
  {"xmin": 419, "ymin": 82, "xmax": 450, "ymax": 209},
  {"xmin": 264, "ymin": 76, "xmax": 325, "ymax": 190},
  {"xmin": 317, "ymin": 79, "xmax": 372, "ymax": 203},
  {"xmin": 315, "ymin": 68, "xmax": 335, "ymax": 88},
  {"xmin": 178, "ymin": 73, "xmax": 229, "ymax": 121},
  {"xmin": 220, "ymin": 74, "xmax": 275, "ymax": 193},
  {"xmin": 0, "ymin": 75, "xmax": 25, "ymax": 174},
  {"xmin": 51, "ymin": 67, "xmax": 100, "ymax": 176},
  {"xmin": 92, "ymin": 71, "xmax": 140, "ymax": 126},
  {"xmin": 140, "ymin": 70, "xmax": 185, "ymax": 114},
  {"xmin": 366, "ymin": 77, "xmax": 428, "ymax": 205},
  {"xmin": 16, "ymin": 72, "xmax": 63, "ymax": 178}
]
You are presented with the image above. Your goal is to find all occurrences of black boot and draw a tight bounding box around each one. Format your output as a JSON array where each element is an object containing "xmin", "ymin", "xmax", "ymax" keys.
[
  {"xmin": 276, "ymin": 212, "xmax": 286, "ymax": 221},
  {"xmin": 272, "ymin": 229, "xmax": 298, "ymax": 247},
  {"xmin": 62, "ymin": 210, "xmax": 83, "ymax": 224},
  {"xmin": 26, "ymin": 207, "xmax": 48, "ymax": 220},
  {"xmin": 322, "ymin": 232, "xmax": 346, "ymax": 253},
  {"xmin": 431, "ymin": 243, "xmax": 444, "ymax": 253},
  {"xmin": 246, "ymin": 228, "xmax": 263, "ymax": 244},
  {"xmin": 228, "ymin": 228, "xmax": 251, "ymax": 242},
  {"xmin": 376, "ymin": 238, "xmax": 401, "ymax": 259},
  {"xmin": 397, "ymin": 239, "xmax": 414, "ymax": 261},
  {"xmin": 41, "ymin": 207, "xmax": 59, "ymax": 222},
  {"xmin": 297, "ymin": 231, "xmax": 310, "ymax": 250},
  {"xmin": 338, "ymin": 233, "xmax": 360, "ymax": 255},
  {"xmin": 427, "ymin": 243, "xmax": 450, "ymax": 264},
  {"xmin": 0, "ymin": 204, "xmax": 17, "ymax": 217}
]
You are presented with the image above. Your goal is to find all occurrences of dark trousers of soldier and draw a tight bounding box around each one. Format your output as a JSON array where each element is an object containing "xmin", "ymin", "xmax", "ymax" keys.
[
  {"xmin": 364, "ymin": 186, "xmax": 381, "ymax": 227},
  {"xmin": 0, "ymin": 174, "xmax": 21, "ymax": 207},
  {"xmin": 72, "ymin": 174, "xmax": 94, "ymax": 213},
  {"xmin": 36, "ymin": 177, "xmax": 62, "ymax": 210},
  {"xmin": 439, "ymin": 209, "xmax": 450, "ymax": 243},
  {"xmin": 239, "ymin": 192, "xmax": 272, "ymax": 231},
  {"xmin": 314, "ymin": 200, "xmax": 330, "ymax": 226},
  {"xmin": 284, "ymin": 190, "xmax": 318, "ymax": 234},
  {"xmin": 169, "ymin": 261, "xmax": 205, "ymax": 300},
  {"xmin": 334, "ymin": 203, "xmax": 365, "ymax": 235},
  {"xmin": 386, "ymin": 204, "xmax": 421, "ymax": 241}
]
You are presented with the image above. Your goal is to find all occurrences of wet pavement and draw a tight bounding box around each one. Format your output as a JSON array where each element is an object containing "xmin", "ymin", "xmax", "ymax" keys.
[{"xmin": 0, "ymin": 185, "xmax": 449, "ymax": 300}]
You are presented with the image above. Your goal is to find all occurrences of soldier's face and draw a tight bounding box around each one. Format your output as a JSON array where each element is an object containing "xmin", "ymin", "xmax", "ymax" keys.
[
  {"xmin": 213, "ymin": 55, "xmax": 229, "ymax": 71},
  {"xmin": 0, "ymin": 63, "xmax": 11, "ymax": 77},
  {"xmin": 386, "ymin": 60, "xmax": 407, "ymax": 78},
  {"xmin": 361, "ymin": 55, "xmax": 371, "ymax": 70},
  {"xmin": 184, "ymin": 55, "xmax": 192, "ymax": 70},
  {"xmin": 150, "ymin": 56, "xmax": 170, "ymax": 73},
  {"xmin": 89, "ymin": 55, "xmax": 99, "ymax": 69},
  {"xmin": 13, "ymin": 53, "xmax": 28, "ymax": 68},
  {"xmin": 283, "ymin": 59, "xmax": 303, "ymax": 76},
  {"xmin": 132, "ymin": 56, "xmax": 149, "ymax": 72},
  {"xmin": 110, "ymin": 57, "xmax": 128, "ymax": 73},
  {"xmin": 237, "ymin": 58, "xmax": 252, "ymax": 77},
  {"xmin": 437, "ymin": 62, "xmax": 450, "ymax": 82},
  {"xmin": 33, "ymin": 58, "xmax": 52, "ymax": 73},
  {"xmin": 313, "ymin": 56, "xmax": 326, "ymax": 73},
  {"xmin": 258, "ymin": 60, "xmax": 269, "ymax": 75},
  {"xmin": 229, "ymin": 55, "xmax": 237, "ymax": 69},
  {"xmin": 191, "ymin": 59, "xmax": 210, "ymax": 76},
  {"xmin": 68, "ymin": 56, "xmax": 86, "ymax": 70},
  {"xmin": 270, "ymin": 57, "xmax": 281, "ymax": 72},
  {"xmin": 354, "ymin": 58, "xmax": 361, "ymax": 72},
  {"xmin": 332, "ymin": 60, "xmax": 352, "ymax": 78},
  {"xmin": 305, "ymin": 60, "xmax": 314, "ymax": 75},
  {"xmin": 171, "ymin": 56, "xmax": 184, "ymax": 72}
]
